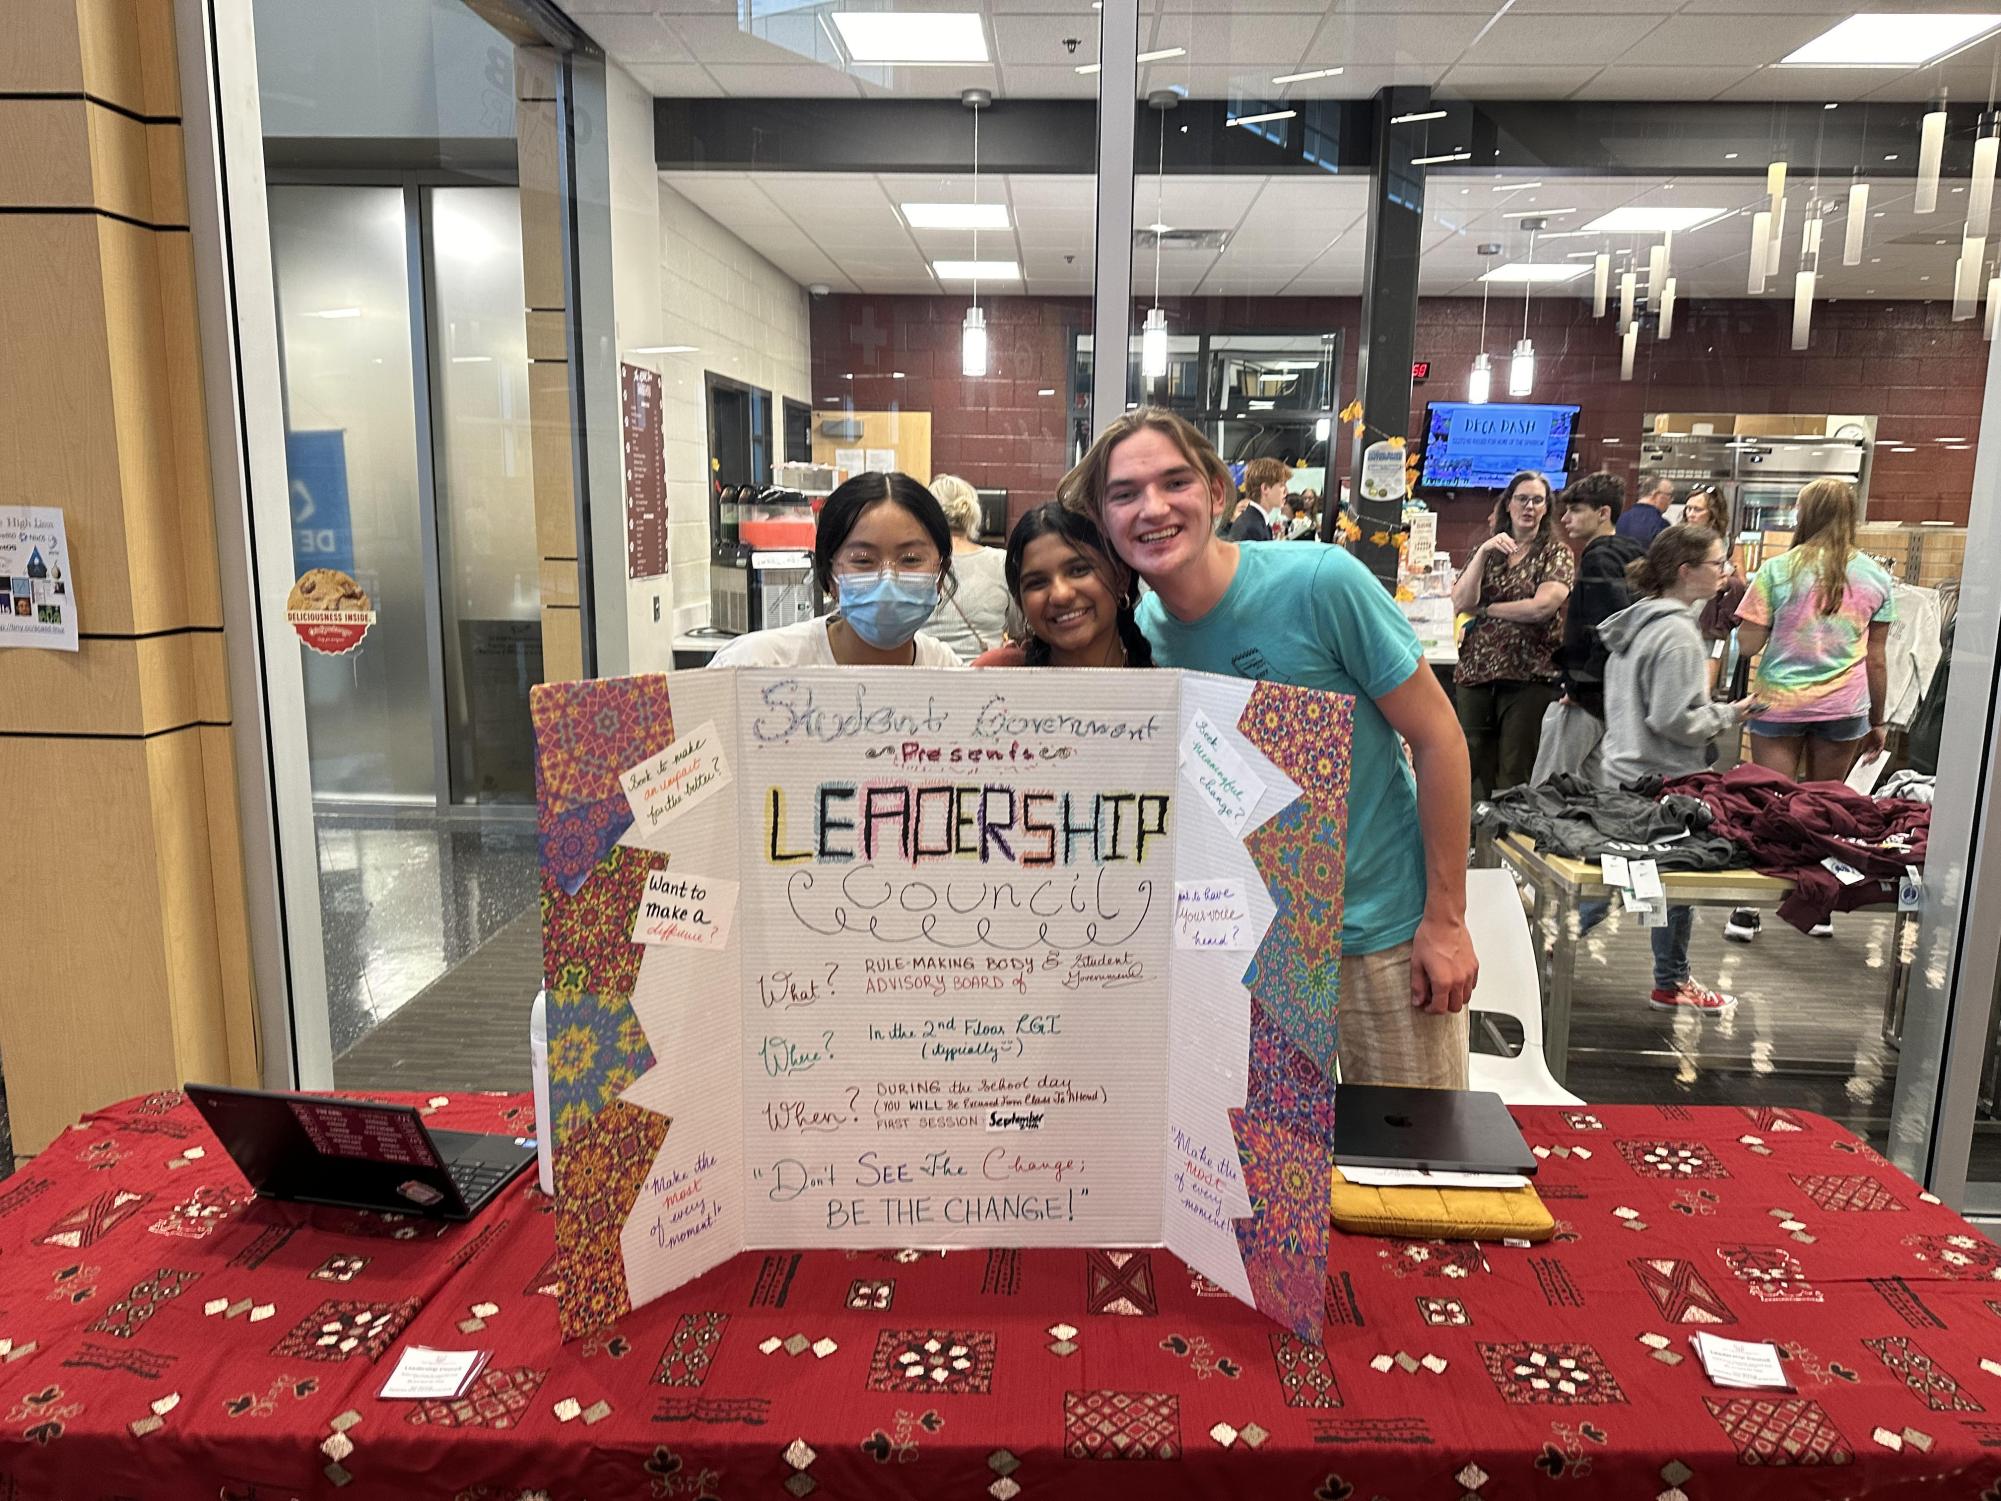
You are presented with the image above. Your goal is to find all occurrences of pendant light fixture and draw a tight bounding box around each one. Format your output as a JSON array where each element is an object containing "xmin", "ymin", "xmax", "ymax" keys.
[
  {"xmin": 1591, "ymin": 252, "xmax": 1610, "ymax": 318},
  {"xmin": 1970, "ymin": 111, "xmax": 1999, "ymax": 239},
  {"xmin": 1510, "ymin": 219, "xmax": 1543, "ymax": 397},
  {"xmin": 1953, "ymin": 235, "xmax": 1985, "ymax": 320},
  {"xmin": 1618, "ymin": 267, "xmax": 1637, "ymax": 332},
  {"xmin": 960, "ymin": 89, "xmax": 990, "ymax": 377},
  {"xmin": 1844, "ymin": 180, "xmax": 1870, "ymax": 266},
  {"xmin": 1658, "ymin": 277, "xmax": 1677, "ymax": 340},
  {"xmin": 1917, "ymin": 98, "xmax": 1948, "ymax": 214},
  {"xmin": 1647, "ymin": 241, "xmax": 1667, "ymax": 301},
  {"xmin": 1620, "ymin": 318, "xmax": 1639, "ymax": 381},
  {"xmin": 1141, "ymin": 91, "xmax": 1177, "ymax": 382},
  {"xmin": 1792, "ymin": 205, "xmax": 1822, "ymax": 352},
  {"xmin": 1748, "ymin": 211, "xmax": 1772, "ymax": 294},
  {"xmin": 1766, "ymin": 160, "xmax": 1787, "ymax": 278},
  {"xmin": 1469, "ymin": 242, "xmax": 1500, "ymax": 403}
]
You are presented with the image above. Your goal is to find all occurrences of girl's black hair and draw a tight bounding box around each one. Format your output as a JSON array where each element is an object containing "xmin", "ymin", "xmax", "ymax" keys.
[
  {"xmin": 811, "ymin": 471, "xmax": 957, "ymax": 598},
  {"xmin": 1002, "ymin": 503, "xmax": 1154, "ymax": 668}
]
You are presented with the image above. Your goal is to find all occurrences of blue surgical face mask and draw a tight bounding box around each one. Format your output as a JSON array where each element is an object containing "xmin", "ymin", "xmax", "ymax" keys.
[{"xmin": 835, "ymin": 569, "xmax": 940, "ymax": 650}]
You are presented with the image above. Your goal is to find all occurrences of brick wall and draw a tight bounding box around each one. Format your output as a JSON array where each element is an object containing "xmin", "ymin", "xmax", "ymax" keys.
[{"xmin": 810, "ymin": 291, "xmax": 1991, "ymax": 546}]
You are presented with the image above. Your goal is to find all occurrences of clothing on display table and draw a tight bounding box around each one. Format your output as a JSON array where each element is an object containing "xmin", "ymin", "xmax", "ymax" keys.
[
  {"xmin": 1662, "ymin": 763, "xmax": 1929, "ymax": 931},
  {"xmin": 1882, "ymin": 581, "xmax": 1943, "ymax": 730},
  {"xmin": 1474, "ymin": 773, "xmax": 1740, "ymax": 872}
]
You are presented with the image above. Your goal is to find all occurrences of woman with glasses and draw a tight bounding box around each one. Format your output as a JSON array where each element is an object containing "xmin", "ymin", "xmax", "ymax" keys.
[{"xmin": 709, "ymin": 472, "xmax": 962, "ymax": 669}]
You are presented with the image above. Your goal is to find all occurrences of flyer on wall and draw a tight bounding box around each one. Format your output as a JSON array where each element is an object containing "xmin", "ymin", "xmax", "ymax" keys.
[{"xmin": 0, "ymin": 506, "xmax": 78, "ymax": 652}]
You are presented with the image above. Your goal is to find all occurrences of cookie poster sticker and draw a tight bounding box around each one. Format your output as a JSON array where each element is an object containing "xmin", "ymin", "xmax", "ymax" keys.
[{"xmin": 286, "ymin": 567, "xmax": 376, "ymax": 655}]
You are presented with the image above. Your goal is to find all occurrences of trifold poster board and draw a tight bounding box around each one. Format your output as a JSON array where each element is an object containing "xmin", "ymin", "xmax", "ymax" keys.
[{"xmin": 532, "ymin": 668, "xmax": 1353, "ymax": 1343}]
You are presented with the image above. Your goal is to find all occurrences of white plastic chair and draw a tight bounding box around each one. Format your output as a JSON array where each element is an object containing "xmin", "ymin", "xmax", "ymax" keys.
[{"xmin": 1463, "ymin": 868, "xmax": 1585, "ymax": 1106}]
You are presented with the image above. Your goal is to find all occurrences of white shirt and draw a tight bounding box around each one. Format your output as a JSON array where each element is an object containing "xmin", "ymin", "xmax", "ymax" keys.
[
  {"xmin": 706, "ymin": 615, "xmax": 963, "ymax": 669},
  {"xmin": 925, "ymin": 546, "xmax": 1012, "ymax": 661}
]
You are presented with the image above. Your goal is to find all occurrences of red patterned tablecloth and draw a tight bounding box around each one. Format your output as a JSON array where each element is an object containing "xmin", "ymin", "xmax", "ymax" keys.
[{"xmin": 5, "ymin": 1092, "xmax": 2001, "ymax": 1499}]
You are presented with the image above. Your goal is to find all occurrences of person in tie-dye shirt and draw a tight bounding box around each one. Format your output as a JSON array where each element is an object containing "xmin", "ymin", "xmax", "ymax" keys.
[{"xmin": 1735, "ymin": 477, "xmax": 1894, "ymax": 784}]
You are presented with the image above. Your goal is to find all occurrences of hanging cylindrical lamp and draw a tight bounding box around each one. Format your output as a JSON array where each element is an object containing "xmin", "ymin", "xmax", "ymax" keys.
[
  {"xmin": 1748, "ymin": 211, "xmax": 1772, "ymax": 294},
  {"xmin": 961, "ymin": 304, "xmax": 988, "ymax": 377},
  {"xmin": 1844, "ymin": 181, "xmax": 1870, "ymax": 266},
  {"xmin": 1658, "ymin": 277, "xmax": 1677, "ymax": 340},
  {"xmin": 1470, "ymin": 241, "xmax": 1499, "ymax": 404},
  {"xmin": 1792, "ymin": 271, "xmax": 1816, "ymax": 351},
  {"xmin": 1509, "ymin": 219, "xmax": 1544, "ymax": 397},
  {"xmin": 1468, "ymin": 352, "xmax": 1493, "ymax": 404},
  {"xmin": 1617, "ymin": 269, "xmax": 1637, "ymax": 332},
  {"xmin": 961, "ymin": 89, "xmax": 990, "ymax": 378},
  {"xmin": 1766, "ymin": 161, "xmax": 1787, "ymax": 277},
  {"xmin": 1970, "ymin": 113, "xmax": 1999, "ymax": 239},
  {"xmin": 1141, "ymin": 306, "xmax": 1169, "ymax": 378},
  {"xmin": 1917, "ymin": 103, "xmax": 1948, "ymax": 214},
  {"xmin": 1647, "ymin": 242, "xmax": 1667, "ymax": 299},
  {"xmin": 1620, "ymin": 320, "xmax": 1638, "ymax": 381},
  {"xmin": 1953, "ymin": 237, "xmax": 1985, "ymax": 321},
  {"xmin": 1591, "ymin": 252, "xmax": 1610, "ymax": 318}
]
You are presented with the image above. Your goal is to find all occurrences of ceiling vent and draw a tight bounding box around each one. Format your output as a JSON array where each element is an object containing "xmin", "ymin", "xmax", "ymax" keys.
[{"xmin": 1135, "ymin": 227, "xmax": 1231, "ymax": 252}]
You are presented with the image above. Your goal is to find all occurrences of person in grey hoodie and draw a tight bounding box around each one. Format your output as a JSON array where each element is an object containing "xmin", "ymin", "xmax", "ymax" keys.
[{"xmin": 1597, "ymin": 524, "xmax": 1760, "ymax": 1016}]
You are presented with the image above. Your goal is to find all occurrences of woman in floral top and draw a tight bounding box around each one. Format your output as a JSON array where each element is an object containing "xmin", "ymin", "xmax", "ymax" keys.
[{"xmin": 1449, "ymin": 469, "xmax": 1576, "ymax": 800}]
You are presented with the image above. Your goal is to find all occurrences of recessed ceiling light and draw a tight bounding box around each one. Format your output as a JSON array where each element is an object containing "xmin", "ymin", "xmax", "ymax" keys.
[
  {"xmin": 1075, "ymin": 46, "xmax": 1184, "ymax": 74},
  {"xmin": 1885, "ymin": 153, "xmax": 1900, "ymax": 161},
  {"xmin": 1491, "ymin": 180, "xmax": 1543, "ymax": 192},
  {"xmin": 1580, "ymin": 206, "xmax": 1727, "ymax": 233},
  {"xmin": 831, "ymin": 12, "xmax": 989, "ymax": 64},
  {"xmin": 1824, "ymin": 102, "xmax": 1839, "ymax": 109},
  {"xmin": 1778, "ymin": 13, "xmax": 2001, "ymax": 68},
  {"xmin": 1502, "ymin": 208, "xmax": 1573, "ymax": 218},
  {"xmin": 1922, "ymin": 274, "xmax": 1932, "ymax": 281},
  {"xmin": 626, "ymin": 344, "xmax": 698, "ymax": 354},
  {"xmin": 450, "ymin": 355, "xmax": 492, "ymax": 364},
  {"xmin": 1145, "ymin": 220, "xmax": 1171, "ymax": 233},
  {"xmin": 891, "ymin": 371, "xmax": 906, "ymax": 379},
  {"xmin": 1390, "ymin": 108, "xmax": 1447, "ymax": 124},
  {"xmin": 1274, "ymin": 66, "xmax": 1343, "ymax": 85},
  {"xmin": 1413, "ymin": 151, "xmax": 1472, "ymax": 166},
  {"xmin": 932, "ymin": 259, "xmax": 1020, "ymax": 280},
  {"xmin": 1725, "ymin": 152, "xmax": 1739, "ymax": 160},
  {"xmin": 901, "ymin": 202, "xmax": 1009, "ymax": 230},
  {"xmin": 1229, "ymin": 109, "xmax": 1298, "ymax": 127},
  {"xmin": 1479, "ymin": 263, "xmax": 1593, "ymax": 284},
  {"xmin": 1937, "ymin": 435, "xmax": 1966, "ymax": 442},
  {"xmin": 310, "ymin": 306, "xmax": 361, "ymax": 319},
  {"xmin": 1038, "ymin": 388, "xmax": 1057, "ymax": 396}
]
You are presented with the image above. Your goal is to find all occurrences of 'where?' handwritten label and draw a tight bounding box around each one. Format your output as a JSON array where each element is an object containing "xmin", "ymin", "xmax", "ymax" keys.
[
  {"xmin": 632, "ymin": 870, "xmax": 738, "ymax": 950},
  {"xmin": 1173, "ymin": 880, "xmax": 1253, "ymax": 950},
  {"xmin": 619, "ymin": 721, "xmax": 731, "ymax": 851},
  {"xmin": 1179, "ymin": 709, "xmax": 1266, "ymax": 839}
]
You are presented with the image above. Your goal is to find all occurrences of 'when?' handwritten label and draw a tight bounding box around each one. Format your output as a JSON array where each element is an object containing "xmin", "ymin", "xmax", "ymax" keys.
[
  {"xmin": 619, "ymin": 720, "xmax": 732, "ymax": 851},
  {"xmin": 1173, "ymin": 880, "xmax": 1253, "ymax": 950},
  {"xmin": 632, "ymin": 870, "xmax": 739, "ymax": 950},
  {"xmin": 1178, "ymin": 709, "xmax": 1266, "ymax": 839}
]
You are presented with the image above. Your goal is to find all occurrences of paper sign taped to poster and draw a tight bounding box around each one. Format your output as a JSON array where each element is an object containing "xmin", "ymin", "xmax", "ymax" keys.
[
  {"xmin": 0, "ymin": 506, "xmax": 78, "ymax": 651},
  {"xmin": 531, "ymin": 666, "xmax": 1356, "ymax": 1346},
  {"xmin": 1180, "ymin": 708, "xmax": 1267, "ymax": 837},
  {"xmin": 631, "ymin": 870, "xmax": 738, "ymax": 949},
  {"xmin": 618, "ymin": 720, "xmax": 731, "ymax": 849}
]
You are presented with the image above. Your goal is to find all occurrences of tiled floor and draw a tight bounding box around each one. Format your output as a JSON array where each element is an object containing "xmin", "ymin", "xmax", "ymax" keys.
[{"xmin": 314, "ymin": 807, "xmax": 540, "ymax": 1056}]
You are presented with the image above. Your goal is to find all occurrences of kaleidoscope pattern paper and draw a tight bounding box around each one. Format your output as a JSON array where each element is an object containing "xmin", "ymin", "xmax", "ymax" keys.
[
  {"xmin": 1246, "ymin": 999, "xmax": 1333, "ymax": 1138},
  {"xmin": 531, "ymin": 675, "xmax": 674, "ymax": 813},
  {"xmin": 1230, "ymin": 1109, "xmax": 1331, "ymax": 1261},
  {"xmin": 553, "ymin": 1099, "xmax": 671, "ymax": 1340},
  {"xmin": 1243, "ymin": 798, "xmax": 1349, "ymax": 970},
  {"xmin": 1238, "ymin": 681, "xmax": 1355, "ymax": 803},
  {"xmin": 541, "ymin": 845, "xmax": 666, "ymax": 994},
  {"xmin": 547, "ymin": 991, "xmax": 658, "ymax": 1152},
  {"xmin": 1241, "ymin": 919, "xmax": 1339, "ymax": 1074},
  {"xmin": 539, "ymin": 794, "xmax": 632, "ymax": 897}
]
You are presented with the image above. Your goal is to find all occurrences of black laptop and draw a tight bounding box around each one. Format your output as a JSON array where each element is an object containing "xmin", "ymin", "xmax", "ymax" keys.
[
  {"xmin": 1334, "ymin": 1084, "xmax": 1540, "ymax": 1177},
  {"xmin": 185, "ymin": 1083, "xmax": 535, "ymax": 1221}
]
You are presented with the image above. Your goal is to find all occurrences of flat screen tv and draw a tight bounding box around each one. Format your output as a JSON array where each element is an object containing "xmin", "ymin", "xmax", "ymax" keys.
[{"xmin": 1419, "ymin": 402, "xmax": 1581, "ymax": 492}]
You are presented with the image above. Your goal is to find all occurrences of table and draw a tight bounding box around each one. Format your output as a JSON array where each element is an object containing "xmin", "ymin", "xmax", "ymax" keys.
[
  {"xmin": 1492, "ymin": 833, "xmax": 1917, "ymax": 1086},
  {"xmin": 5, "ymin": 1093, "xmax": 1999, "ymax": 1499}
]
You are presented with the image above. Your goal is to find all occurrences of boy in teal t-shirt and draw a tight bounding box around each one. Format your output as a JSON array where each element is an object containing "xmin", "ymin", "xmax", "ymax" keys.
[{"xmin": 1063, "ymin": 409, "xmax": 1476, "ymax": 1088}]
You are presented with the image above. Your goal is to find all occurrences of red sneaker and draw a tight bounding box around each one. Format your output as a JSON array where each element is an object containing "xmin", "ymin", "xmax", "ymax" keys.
[{"xmin": 1649, "ymin": 981, "xmax": 1737, "ymax": 1015}]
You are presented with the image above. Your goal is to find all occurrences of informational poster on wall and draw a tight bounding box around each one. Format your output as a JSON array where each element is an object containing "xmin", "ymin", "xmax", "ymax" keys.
[
  {"xmin": 620, "ymin": 363, "xmax": 669, "ymax": 582},
  {"xmin": 532, "ymin": 669, "xmax": 1354, "ymax": 1344},
  {"xmin": 0, "ymin": 506, "xmax": 78, "ymax": 651}
]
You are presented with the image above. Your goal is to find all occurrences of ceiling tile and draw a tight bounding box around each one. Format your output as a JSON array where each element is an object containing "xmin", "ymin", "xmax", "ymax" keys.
[
  {"xmin": 991, "ymin": 64, "xmax": 1100, "ymax": 97},
  {"xmin": 1463, "ymin": 12, "xmax": 1667, "ymax": 66},
  {"xmin": 1569, "ymin": 65, "xmax": 1759, "ymax": 101},
  {"xmin": 1438, "ymin": 65, "xmax": 1608, "ymax": 98},
  {"xmin": 704, "ymin": 64, "xmax": 862, "ymax": 97},
  {"xmin": 1631, "ymin": 13, "xmax": 1849, "ymax": 67},
  {"xmin": 624, "ymin": 63, "xmax": 723, "ymax": 97},
  {"xmin": 1298, "ymin": 10, "xmax": 1495, "ymax": 66},
  {"xmin": 667, "ymin": 14, "xmax": 824, "ymax": 65},
  {"xmin": 992, "ymin": 13, "xmax": 1104, "ymax": 71},
  {"xmin": 1713, "ymin": 66, "xmax": 1904, "ymax": 101}
]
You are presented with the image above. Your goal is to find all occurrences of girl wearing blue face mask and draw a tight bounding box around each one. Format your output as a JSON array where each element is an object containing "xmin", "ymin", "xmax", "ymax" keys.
[{"xmin": 709, "ymin": 472, "xmax": 963, "ymax": 669}]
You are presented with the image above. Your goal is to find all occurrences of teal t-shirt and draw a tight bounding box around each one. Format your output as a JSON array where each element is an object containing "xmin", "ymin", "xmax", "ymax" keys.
[{"xmin": 1137, "ymin": 543, "xmax": 1427, "ymax": 956}]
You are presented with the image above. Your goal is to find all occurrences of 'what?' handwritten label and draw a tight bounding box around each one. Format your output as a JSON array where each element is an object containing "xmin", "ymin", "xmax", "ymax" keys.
[
  {"xmin": 619, "ymin": 721, "xmax": 732, "ymax": 851},
  {"xmin": 1178, "ymin": 709, "xmax": 1266, "ymax": 839},
  {"xmin": 1173, "ymin": 880, "xmax": 1253, "ymax": 950},
  {"xmin": 632, "ymin": 870, "xmax": 739, "ymax": 950}
]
